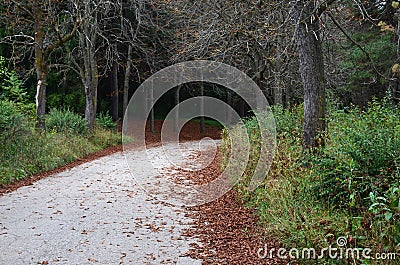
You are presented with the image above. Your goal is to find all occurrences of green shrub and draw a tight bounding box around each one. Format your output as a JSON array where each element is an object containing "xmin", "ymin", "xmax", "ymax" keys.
[
  {"xmin": 0, "ymin": 57, "xmax": 35, "ymax": 114},
  {"xmin": 47, "ymin": 85, "xmax": 86, "ymax": 113},
  {"xmin": 223, "ymin": 101, "xmax": 400, "ymax": 262},
  {"xmin": 96, "ymin": 112, "xmax": 117, "ymax": 130},
  {"xmin": 0, "ymin": 100, "xmax": 31, "ymax": 145},
  {"xmin": 339, "ymin": 31, "xmax": 396, "ymax": 98},
  {"xmin": 0, "ymin": 127, "xmax": 120, "ymax": 185},
  {"xmin": 271, "ymin": 104, "xmax": 303, "ymax": 140},
  {"xmin": 0, "ymin": 102, "xmax": 120, "ymax": 185},
  {"xmin": 46, "ymin": 108, "xmax": 88, "ymax": 135},
  {"xmin": 369, "ymin": 185, "xmax": 400, "ymax": 250},
  {"xmin": 312, "ymin": 100, "xmax": 400, "ymax": 210}
]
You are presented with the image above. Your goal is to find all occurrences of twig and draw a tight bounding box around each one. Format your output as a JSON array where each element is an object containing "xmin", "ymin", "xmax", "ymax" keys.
[{"xmin": 327, "ymin": 12, "xmax": 386, "ymax": 79}]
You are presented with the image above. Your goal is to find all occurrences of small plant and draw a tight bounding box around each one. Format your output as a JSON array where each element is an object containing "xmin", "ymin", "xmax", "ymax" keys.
[
  {"xmin": 312, "ymin": 100, "xmax": 400, "ymax": 210},
  {"xmin": 0, "ymin": 56, "xmax": 35, "ymax": 114},
  {"xmin": 222, "ymin": 101, "xmax": 400, "ymax": 262},
  {"xmin": 46, "ymin": 108, "xmax": 88, "ymax": 135},
  {"xmin": 96, "ymin": 112, "xmax": 117, "ymax": 130},
  {"xmin": 0, "ymin": 100, "xmax": 31, "ymax": 145},
  {"xmin": 368, "ymin": 186, "xmax": 400, "ymax": 251}
]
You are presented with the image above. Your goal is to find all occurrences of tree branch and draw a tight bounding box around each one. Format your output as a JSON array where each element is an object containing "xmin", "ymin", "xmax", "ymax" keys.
[
  {"xmin": 44, "ymin": 19, "xmax": 82, "ymax": 58},
  {"xmin": 316, "ymin": 0, "xmax": 337, "ymax": 18},
  {"xmin": 327, "ymin": 12, "xmax": 386, "ymax": 79}
]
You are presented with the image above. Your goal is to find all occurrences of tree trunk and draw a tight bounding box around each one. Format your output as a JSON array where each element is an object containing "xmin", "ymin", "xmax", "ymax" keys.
[
  {"xmin": 85, "ymin": 83, "xmax": 97, "ymax": 131},
  {"xmin": 273, "ymin": 55, "xmax": 283, "ymax": 105},
  {"xmin": 174, "ymin": 86, "xmax": 180, "ymax": 132},
  {"xmin": 34, "ymin": 57, "xmax": 48, "ymax": 130},
  {"xmin": 284, "ymin": 86, "xmax": 291, "ymax": 109},
  {"xmin": 274, "ymin": 77, "xmax": 283, "ymax": 105},
  {"xmin": 295, "ymin": 1, "xmax": 326, "ymax": 149},
  {"xmin": 149, "ymin": 85, "xmax": 155, "ymax": 133},
  {"xmin": 200, "ymin": 83, "xmax": 205, "ymax": 133},
  {"xmin": 390, "ymin": 78, "xmax": 399, "ymax": 105},
  {"xmin": 226, "ymin": 89, "xmax": 232, "ymax": 125},
  {"xmin": 240, "ymin": 100, "xmax": 245, "ymax": 117},
  {"xmin": 83, "ymin": 61, "xmax": 98, "ymax": 131},
  {"xmin": 123, "ymin": 44, "xmax": 132, "ymax": 116},
  {"xmin": 80, "ymin": 23, "xmax": 98, "ymax": 131},
  {"xmin": 30, "ymin": 0, "xmax": 79, "ymax": 130},
  {"xmin": 111, "ymin": 62, "xmax": 119, "ymax": 121},
  {"xmin": 33, "ymin": 2, "xmax": 47, "ymax": 130}
]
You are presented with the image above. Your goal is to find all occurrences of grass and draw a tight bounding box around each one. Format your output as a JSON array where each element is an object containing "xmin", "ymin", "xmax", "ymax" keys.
[
  {"xmin": 0, "ymin": 103, "xmax": 121, "ymax": 185},
  {"xmin": 222, "ymin": 102, "xmax": 400, "ymax": 265},
  {"xmin": 0, "ymin": 127, "xmax": 121, "ymax": 185}
]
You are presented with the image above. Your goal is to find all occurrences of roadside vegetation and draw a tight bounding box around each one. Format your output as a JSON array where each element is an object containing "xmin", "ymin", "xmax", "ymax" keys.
[
  {"xmin": 223, "ymin": 101, "xmax": 400, "ymax": 264},
  {"xmin": 0, "ymin": 61, "xmax": 120, "ymax": 185}
]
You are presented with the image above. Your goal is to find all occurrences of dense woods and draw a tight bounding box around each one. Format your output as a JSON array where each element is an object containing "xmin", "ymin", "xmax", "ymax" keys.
[
  {"xmin": 1, "ymin": 0, "xmax": 399, "ymax": 263},
  {"xmin": 2, "ymin": 0, "xmax": 399, "ymax": 143}
]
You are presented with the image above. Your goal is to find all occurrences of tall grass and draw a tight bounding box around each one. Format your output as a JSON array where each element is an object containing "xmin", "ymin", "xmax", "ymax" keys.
[
  {"xmin": 0, "ymin": 101, "xmax": 121, "ymax": 184},
  {"xmin": 222, "ymin": 102, "xmax": 400, "ymax": 265}
]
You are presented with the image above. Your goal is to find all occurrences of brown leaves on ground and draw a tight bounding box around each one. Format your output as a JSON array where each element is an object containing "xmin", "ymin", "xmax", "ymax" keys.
[
  {"xmin": 167, "ymin": 147, "xmax": 223, "ymax": 186},
  {"xmin": 1, "ymin": 119, "xmax": 284, "ymax": 265},
  {"xmin": 184, "ymin": 190, "xmax": 284, "ymax": 265},
  {"xmin": 179, "ymin": 149, "xmax": 284, "ymax": 265}
]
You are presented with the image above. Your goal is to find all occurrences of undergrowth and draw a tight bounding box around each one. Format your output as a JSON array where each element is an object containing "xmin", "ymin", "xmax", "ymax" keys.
[
  {"xmin": 222, "ymin": 102, "xmax": 400, "ymax": 265},
  {"xmin": 0, "ymin": 101, "xmax": 121, "ymax": 184}
]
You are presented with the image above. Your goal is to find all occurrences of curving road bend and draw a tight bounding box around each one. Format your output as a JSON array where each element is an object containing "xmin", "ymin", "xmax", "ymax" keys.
[{"xmin": 0, "ymin": 140, "xmax": 218, "ymax": 265}]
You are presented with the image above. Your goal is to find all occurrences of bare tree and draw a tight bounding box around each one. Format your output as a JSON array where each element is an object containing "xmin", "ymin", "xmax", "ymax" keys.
[
  {"xmin": 2, "ymin": 0, "xmax": 80, "ymax": 129},
  {"xmin": 292, "ymin": 0, "xmax": 334, "ymax": 149},
  {"xmin": 67, "ymin": 0, "xmax": 120, "ymax": 130}
]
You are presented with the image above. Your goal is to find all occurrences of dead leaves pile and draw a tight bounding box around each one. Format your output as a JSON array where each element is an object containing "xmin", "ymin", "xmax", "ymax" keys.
[{"xmin": 180, "ymin": 150, "xmax": 284, "ymax": 265}]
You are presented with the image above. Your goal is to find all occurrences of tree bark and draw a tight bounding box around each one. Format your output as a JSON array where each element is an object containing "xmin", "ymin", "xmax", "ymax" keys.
[
  {"xmin": 123, "ymin": 44, "xmax": 132, "ymax": 116},
  {"xmin": 30, "ymin": 0, "xmax": 80, "ymax": 130},
  {"xmin": 174, "ymin": 86, "xmax": 180, "ymax": 132},
  {"xmin": 111, "ymin": 62, "xmax": 119, "ymax": 121},
  {"xmin": 200, "ymin": 83, "xmax": 205, "ymax": 133},
  {"xmin": 274, "ymin": 76, "xmax": 283, "ymax": 105},
  {"xmin": 33, "ymin": 2, "xmax": 47, "ymax": 130},
  {"xmin": 34, "ymin": 45, "xmax": 48, "ymax": 130},
  {"xmin": 83, "ymin": 56, "xmax": 98, "ymax": 131},
  {"xmin": 226, "ymin": 89, "xmax": 232, "ymax": 125},
  {"xmin": 295, "ymin": 1, "xmax": 326, "ymax": 149},
  {"xmin": 284, "ymin": 86, "xmax": 291, "ymax": 109},
  {"xmin": 149, "ymin": 84, "xmax": 155, "ymax": 133},
  {"xmin": 273, "ymin": 54, "xmax": 283, "ymax": 105},
  {"xmin": 80, "ymin": 18, "xmax": 98, "ymax": 131}
]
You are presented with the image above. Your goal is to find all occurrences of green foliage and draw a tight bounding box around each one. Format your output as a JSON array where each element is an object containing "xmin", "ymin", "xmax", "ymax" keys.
[
  {"xmin": 313, "ymin": 100, "xmax": 400, "ymax": 210},
  {"xmin": 90, "ymin": 127, "xmax": 122, "ymax": 149},
  {"xmin": 47, "ymin": 87, "xmax": 86, "ymax": 113},
  {"xmin": 0, "ymin": 100, "xmax": 31, "ymax": 145},
  {"xmin": 271, "ymin": 104, "xmax": 303, "ymax": 141},
  {"xmin": 46, "ymin": 108, "xmax": 88, "ymax": 135},
  {"xmin": 191, "ymin": 118, "xmax": 224, "ymax": 128},
  {"xmin": 0, "ymin": 104, "xmax": 121, "ymax": 184},
  {"xmin": 341, "ymin": 31, "xmax": 396, "ymax": 88},
  {"xmin": 0, "ymin": 56, "xmax": 34, "ymax": 114},
  {"xmin": 311, "ymin": 100, "xmax": 400, "ymax": 253},
  {"xmin": 333, "ymin": 30, "xmax": 396, "ymax": 106},
  {"xmin": 96, "ymin": 112, "xmax": 117, "ymax": 130},
  {"xmin": 223, "ymin": 102, "xmax": 400, "ymax": 263},
  {"xmin": 369, "ymin": 186, "xmax": 400, "ymax": 250}
]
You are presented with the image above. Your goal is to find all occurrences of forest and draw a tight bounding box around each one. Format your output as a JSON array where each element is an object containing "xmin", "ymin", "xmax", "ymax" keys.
[{"xmin": 1, "ymin": 0, "xmax": 399, "ymax": 264}]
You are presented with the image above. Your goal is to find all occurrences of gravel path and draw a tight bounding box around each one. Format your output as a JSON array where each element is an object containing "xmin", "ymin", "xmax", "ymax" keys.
[{"xmin": 0, "ymin": 140, "xmax": 217, "ymax": 265}]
